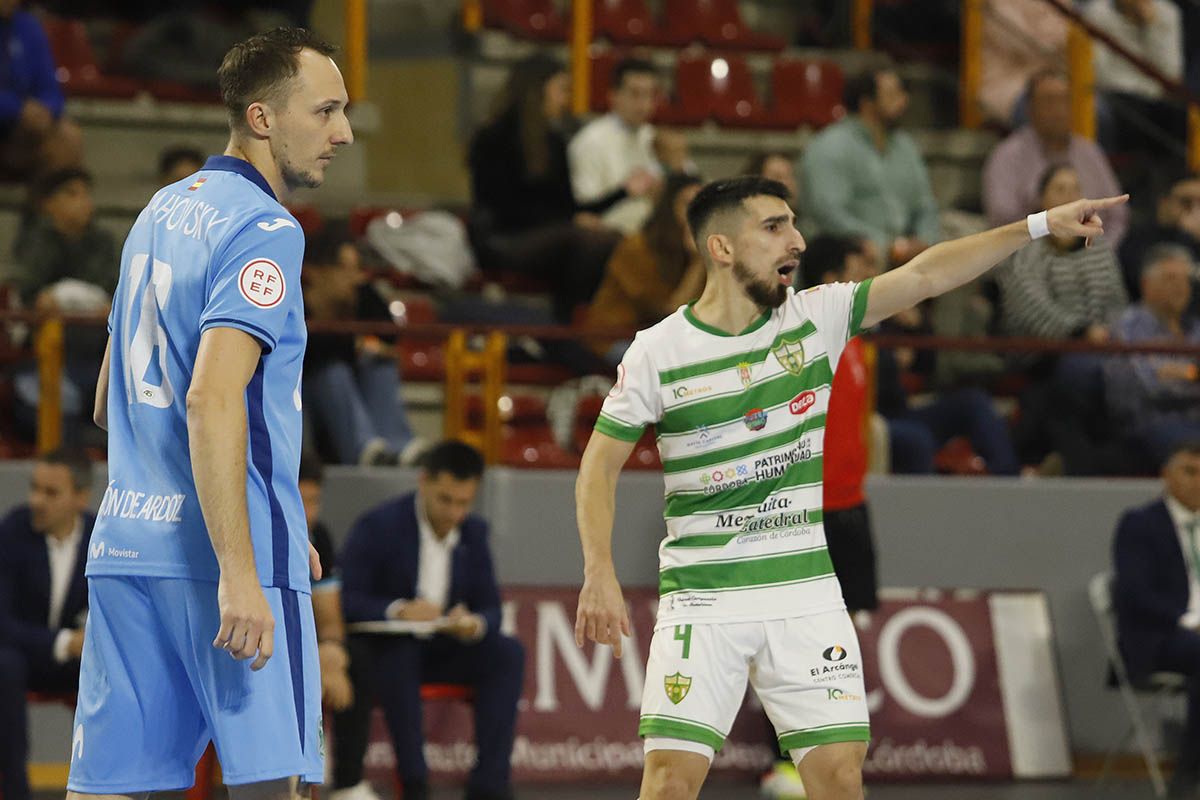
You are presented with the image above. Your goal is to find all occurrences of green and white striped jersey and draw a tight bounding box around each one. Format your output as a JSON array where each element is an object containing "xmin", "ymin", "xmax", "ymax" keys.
[{"xmin": 595, "ymin": 280, "xmax": 873, "ymax": 628}]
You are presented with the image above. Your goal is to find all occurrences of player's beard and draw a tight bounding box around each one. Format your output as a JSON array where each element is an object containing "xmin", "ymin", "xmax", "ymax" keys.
[
  {"xmin": 732, "ymin": 259, "xmax": 788, "ymax": 309},
  {"xmin": 273, "ymin": 140, "xmax": 323, "ymax": 191}
]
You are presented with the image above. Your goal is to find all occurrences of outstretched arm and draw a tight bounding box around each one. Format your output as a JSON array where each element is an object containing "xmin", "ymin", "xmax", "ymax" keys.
[
  {"xmin": 861, "ymin": 195, "xmax": 1129, "ymax": 329},
  {"xmin": 574, "ymin": 429, "xmax": 636, "ymax": 658}
]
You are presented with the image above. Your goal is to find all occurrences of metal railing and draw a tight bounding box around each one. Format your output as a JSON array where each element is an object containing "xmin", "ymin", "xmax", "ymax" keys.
[{"xmin": 13, "ymin": 311, "xmax": 1200, "ymax": 462}]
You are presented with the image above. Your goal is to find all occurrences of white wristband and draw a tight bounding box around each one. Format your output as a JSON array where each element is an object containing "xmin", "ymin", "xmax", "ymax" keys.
[{"xmin": 1026, "ymin": 210, "xmax": 1050, "ymax": 240}]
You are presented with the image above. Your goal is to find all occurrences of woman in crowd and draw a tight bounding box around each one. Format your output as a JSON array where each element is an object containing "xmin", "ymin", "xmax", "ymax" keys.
[
  {"xmin": 584, "ymin": 172, "xmax": 705, "ymax": 364},
  {"xmin": 468, "ymin": 53, "xmax": 620, "ymax": 323},
  {"xmin": 998, "ymin": 162, "xmax": 1129, "ymax": 473}
]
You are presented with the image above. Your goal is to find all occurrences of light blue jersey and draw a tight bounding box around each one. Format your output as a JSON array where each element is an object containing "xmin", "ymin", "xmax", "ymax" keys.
[{"xmin": 89, "ymin": 155, "xmax": 310, "ymax": 592}]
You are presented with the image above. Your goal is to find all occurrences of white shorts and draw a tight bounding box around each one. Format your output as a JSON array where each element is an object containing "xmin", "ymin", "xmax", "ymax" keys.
[{"xmin": 639, "ymin": 610, "xmax": 870, "ymax": 760}]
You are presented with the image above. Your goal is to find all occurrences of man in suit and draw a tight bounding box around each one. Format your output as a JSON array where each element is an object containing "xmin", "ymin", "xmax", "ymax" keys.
[
  {"xmin": 0, "ymin": 449, "xmax": 94, "ymax": 800},
  {"xmin": 341, "ymin": 441, "xmax": 524, "ymax": 800},
  {"xmin": 1114, "ymin": 439, "xmax": 1200, "ymax": 797}
]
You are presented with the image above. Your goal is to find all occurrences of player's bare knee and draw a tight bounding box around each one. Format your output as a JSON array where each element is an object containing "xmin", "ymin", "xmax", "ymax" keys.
[
  {"xmin": 640, "ymin": 752, "xmax": 706, "ymax": 800},
  {"xmin": 797, "ymin": 742, "xmax": 866, "ymax": 800},
  {"xmin": 228, "ymin": 776, "xmax": 305, "ymax": 800}
]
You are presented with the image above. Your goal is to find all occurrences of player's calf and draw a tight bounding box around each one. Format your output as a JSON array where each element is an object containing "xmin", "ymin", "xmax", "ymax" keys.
[
  {"xmin": 638, "ymin": 749, "xmax": 709, "ymax": 800},
  {"xmin": 794, "ymin": 741, "xmax": 867, "ymax": 800}
]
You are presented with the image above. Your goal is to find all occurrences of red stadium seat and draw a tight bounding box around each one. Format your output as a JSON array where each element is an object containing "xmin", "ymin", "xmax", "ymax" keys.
[
  {"xmin": 43, "ymin": 16, "xmax": 142, "ymax": 99},
  {"xmin": 659, "ymin": 53, "xmax": 771, "ymax": 128},
  {"xmin": 286, "ymin": 204, "xmax": 324, "ymax": 236},
  {"xmin": 588, "ymin": 48, "xmax": 619, "ymax": 112},
  {"xmin": 772, "ymin": 58, "xmax": 845, "ymax": 129},
  {"xmin": 398, "ymin": 339, "xmax": 446, "ymax": 382},
  {"xmin": 593, "ymin": 0, "xmax": 663, "ymax": 45},
  {"xmin": 502, "ymin": 425, "xmax": 582, "ymax": 468},
  {"xmin": 661, "ymin": 0, "xmax": 786, "ymax": 51},
  {"xmin": 482, "ymin": 0, "xmax": 568, "ymax": 41}
]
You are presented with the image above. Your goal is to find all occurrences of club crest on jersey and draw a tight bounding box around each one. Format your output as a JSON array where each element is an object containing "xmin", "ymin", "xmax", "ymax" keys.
[
  {"xmin": 187, "ymin": 177, "xmax": 206, "ymax": 191},
  {"xmin": 664, "ymin": 672, "xmax": 692, "ymax": 704},
  {"xmin": 736, "ymin": 361, "xmax": 752, "ymax": 389},
  {"xmin": 743, "ymin": 408, "xmax": 767, "ymax": 431},
  {"xmin": 772, "ymin": 338, "xmax": 805, "ymax": 376},
  {"xmin": 239, "ymin": 258, "xmax": 286, "ymax": 308}
]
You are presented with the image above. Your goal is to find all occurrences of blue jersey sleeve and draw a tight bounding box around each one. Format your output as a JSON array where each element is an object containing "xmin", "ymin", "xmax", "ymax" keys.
[{"xmin": 199, "ymin": 213, "xmax": 304, "ymax": 352}]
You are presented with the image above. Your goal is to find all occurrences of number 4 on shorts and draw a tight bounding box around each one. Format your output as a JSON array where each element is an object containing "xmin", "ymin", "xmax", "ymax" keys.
[{"xmin": 673, "ymin": 624, "xmax": 692, "ymax": 659}]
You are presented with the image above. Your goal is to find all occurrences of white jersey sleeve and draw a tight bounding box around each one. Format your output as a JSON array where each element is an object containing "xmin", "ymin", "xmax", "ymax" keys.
[
  {"xmin": 594, "ymin": 334, "xmax": 663, "ymax": 442},
  {"xmin": 794, "ymin": 278, "xmax": 873, "ymax": 372}
]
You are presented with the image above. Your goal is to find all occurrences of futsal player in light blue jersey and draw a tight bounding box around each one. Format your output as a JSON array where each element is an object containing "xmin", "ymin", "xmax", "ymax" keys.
[{"xmin": 66, "ymin": 28, "xmax": 352, "ymax": 800}]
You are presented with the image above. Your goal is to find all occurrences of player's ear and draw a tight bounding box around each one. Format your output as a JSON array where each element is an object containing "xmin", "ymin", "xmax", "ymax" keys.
[
  {"xmin": 705, "ymin": 232, "xmax": 733, "ymax": 267},
  {"xmin": 244, "ymin": 101, "xmax": 273, "ymax": 138}
]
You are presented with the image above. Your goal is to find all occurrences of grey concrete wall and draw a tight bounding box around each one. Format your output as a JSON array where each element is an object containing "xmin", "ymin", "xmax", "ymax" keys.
[{"xmin": 8, "ymin": 461, "xmax": 1170, "ymax": 761}]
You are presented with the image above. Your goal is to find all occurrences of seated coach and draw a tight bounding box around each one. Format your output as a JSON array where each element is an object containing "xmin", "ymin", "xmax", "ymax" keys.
[
  {"xmin": 1113, "ymin": 440, "xmax": 1200, "ymax": 798},
  {"xmin": 0, "ymin": 449, "xmax": 94, "ymax": 800},
  {"xmin": 340, "ymin": 440, "xmax": 524, "ymax": 800}
]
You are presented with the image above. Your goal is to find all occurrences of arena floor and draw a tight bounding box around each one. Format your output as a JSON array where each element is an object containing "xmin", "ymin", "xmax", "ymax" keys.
[{"xmin": 32, "ymin": 780, "xmax": 1160, "ymax": 799}]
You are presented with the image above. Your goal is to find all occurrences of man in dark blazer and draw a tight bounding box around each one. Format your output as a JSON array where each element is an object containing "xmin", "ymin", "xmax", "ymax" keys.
[
  {"xmin": 341, "ymin": 441, "xmax": 524, "ymax": 800},
  {"xmin": 0, "ymin": 449, "xmax": 94, "ymax": 800},
  {"xmin": 1114, "ymin": 440, "xmax": 1200, "ymax": 798}
]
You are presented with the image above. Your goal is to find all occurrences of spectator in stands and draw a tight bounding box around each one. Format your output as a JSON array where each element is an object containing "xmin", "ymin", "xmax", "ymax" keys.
[
  {"xmin": 0, "ymin": 0, "xmax": 82, "ymax": 177},
  {"xmin": 468, "ymin": 53, "xmax": 621, "ymax": 322},
  {"xmin": 584, "ymin": 172, "xmax": 705, "ymax": 364},
  {"xmin": 568, "ymin": 56, "xmax": 664, "ymax": 235},
  {"xmin": 999, "ymin": 164, "xmax": 1128, "ymax": 341},
  {"xmin": 302, "ymin": 224, "xmax": 419, "ymax": 467},
  {"xmin": 1084, "ymin": 0, "xmax": 1185, "ymax": 154},
  {"xmin": 1112, "ymin": 439, "xmax": 1200, "ymax": 797},
  {"xmin": 0, "ymin": 450, "xmax": 93, "ymax": 800},
  {"xmin": 998, "ymin": 163, "xmax": 1129, "ymax": 474},
  {"xmin": 1119, "ymin": 171, "xmax": 1200, "ymax": 300},
  {"xmin": 298, "ymin": 456, "xmax": 378, "ymax": 800},
  {"xmin": 157, "ymin": 144, "xmax": 205, "ymax": 186},
  {"xmin": 341, "ymin": 441, "xmax": 523, "ymax": 800},
  {"xmin": 1106, "ymin": 245, "xmax": 1200, "ymax": 471},
  {"xmin": 983, "ymin": 69, "xmax": 1128, "ymax": 247},
  {"xmin": 802, "ymin": 67, "xmax": 939, "ymax": 267},
  {"xmin": 12, "ymin": 167, "xmax": 116, "ymax": 306},
  {"xmin": 876, "ymin": 326, "xmax": 1020, "ymax": 476},
  {"xmin": 744, "ymin": 150, "xmax": 798, "ymax": 201},
  {"xmin": 11, "ymin": 167, "xmax": 115, "ymax": 445}
]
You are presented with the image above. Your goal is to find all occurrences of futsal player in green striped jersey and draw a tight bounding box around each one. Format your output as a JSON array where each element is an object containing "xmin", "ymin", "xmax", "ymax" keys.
[{"xmin": 574, "ymin": 176, "xmax": 1126, "ymax": 800}]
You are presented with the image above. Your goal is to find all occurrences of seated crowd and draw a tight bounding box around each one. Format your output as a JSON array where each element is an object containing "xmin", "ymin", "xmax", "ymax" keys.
[{"xmin": 0, "ymin": 7, "xmax": 1198, "ymax": 482}]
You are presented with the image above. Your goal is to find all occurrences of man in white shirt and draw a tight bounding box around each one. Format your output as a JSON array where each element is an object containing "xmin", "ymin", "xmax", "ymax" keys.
[
  {"xmin": 340, "ymin": 441, "xmax": 524, "ymax": 800},
  {"xmin": 569, "ymin": 56, "xmax": 665, "ymax": 234},
  {"xmin": 0, "ymin": 449, "xmax": 94, "ymax": 800},
  {"xmin": 1113, "ymin": 440, "xmax": 1200, "ymax": 797},
  {"xmin": 1084, "ymin": 0, "xmax": 1186, "ymax": 155}
]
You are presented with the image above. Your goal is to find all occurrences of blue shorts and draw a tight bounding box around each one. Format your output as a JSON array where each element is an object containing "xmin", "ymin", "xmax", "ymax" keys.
[{"xmin": 67, "ymin": 576, "xmax": 323, "ymax": 793}]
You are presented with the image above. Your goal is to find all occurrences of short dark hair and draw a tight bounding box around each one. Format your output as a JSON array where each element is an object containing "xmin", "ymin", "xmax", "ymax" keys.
[
  {"xmin": 685, "ymin": 176, "xmax": 791, "ymax": 247},
  {"xmin": 1167, "ymin": 440, "xmax": 1200, "ymax": 463},
  {"xmin": 39, "ymin": 448, "xmax": 92, "ymax": 491},
  {"xmin": 31, "ymin": 167, "xmax": 91, "ymax": 207},
  {"xmin": 612, "ymin": 56, "xmax": 657, "ymax": 90},
  {"xmin": 420, "ymin": 440, "xmax": 484, "ymax": 481},
  {"xmin": 1035, "ymin": 161, "xmax": 1075, "ymax": 199},
  {"xmin": 158, "ymin": 146, "xmax": 205, "ymax": 179},
  {"xmin": 844, "ymin": 68, "xmax": 893, "ymax": 112},
  {"xmin": 298, "ymin": 453, "xmax": 325, "ymax": 484},
  {"xmin": 303, "ymin": 219, "xmax": 354, "ymax": 267},
  {"xmin": 218, "ymin": 27, "xmax": 336, "ymax": 132},
  {"xmin": 1027, "ymin": 68, "xmax": 1069, "ymax": 99},
  {"xmin": 799, "ymin": 235, "xmax": 863, "ymax": 289},
  {"xmin": 742, "ymin": 151, "xmax": 795, "ymax": 189}
]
